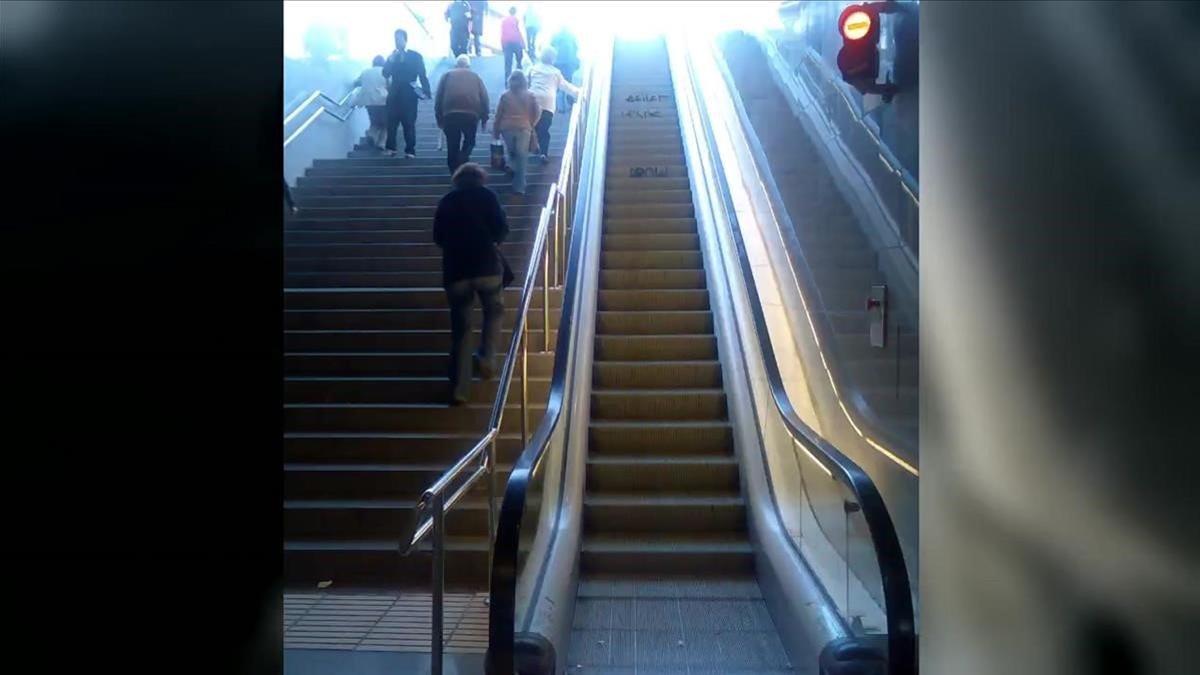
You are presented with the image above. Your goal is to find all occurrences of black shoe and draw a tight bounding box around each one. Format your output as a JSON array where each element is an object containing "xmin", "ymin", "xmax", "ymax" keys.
[
  {"xmin": 448, "ymin": 396, "xmax": 468, "ymax": 407},
  {"xmin": 473, "ymin": 354, "xmax": 496, "ymax": 380}
]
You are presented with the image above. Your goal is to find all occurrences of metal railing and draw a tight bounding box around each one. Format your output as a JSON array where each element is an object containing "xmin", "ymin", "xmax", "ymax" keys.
[
  {"xmin": 282, "ymin": 88, "xmax": 358, "ymax": 148},
  {"xmin": 399, "ymin": 54, "xmax": 596, "ymax": 675},
  {"xmin": 677, "ymin": 34, "xmax": 916, "ymax": 674}
]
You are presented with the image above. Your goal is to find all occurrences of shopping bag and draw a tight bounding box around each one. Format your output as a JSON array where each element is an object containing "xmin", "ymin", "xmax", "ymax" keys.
[{"xmin": 490, "ymin": 139, "xmax": 506, "ymax": 171}]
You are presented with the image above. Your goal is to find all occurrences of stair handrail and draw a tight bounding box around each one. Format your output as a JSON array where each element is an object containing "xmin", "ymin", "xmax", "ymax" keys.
[
  {"xmin": 399, "ymin": 48, "xmax": 598, "ymax": 675},
  {"xmin": 485, "ymin": 34, "xmax": 613, "ymax": 675},
  {"xmin": 676, "ymin": 33, "xmax": 916, "ymax": 674},
  {"xmin": 282, "ymin": 88, "xmax": 358, "ymax": 148}
]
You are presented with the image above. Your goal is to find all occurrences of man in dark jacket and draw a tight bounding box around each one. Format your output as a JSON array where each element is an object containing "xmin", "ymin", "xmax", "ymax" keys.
[
  {"xmin": 433, "ymin": 163, "xmax": 509, "ymax": 405},
  {"xmin": 382, "ymin": 29, "xmax": 432, "ymax": 158},
  {"xmin": 435, "ymin": 55, "xmax": 490, "ymax": 174},
  {"xmin": 445, "ymin": 1, "xmax": 472, "ymax": 57}
]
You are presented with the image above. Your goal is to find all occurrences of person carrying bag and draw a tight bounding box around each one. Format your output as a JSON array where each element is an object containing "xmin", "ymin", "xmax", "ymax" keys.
[{"xmin": 433, "ymin": 162, "xmax": 510, "ymax": 406}]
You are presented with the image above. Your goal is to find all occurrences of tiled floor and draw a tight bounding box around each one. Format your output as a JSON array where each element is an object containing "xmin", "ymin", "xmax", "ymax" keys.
[
  {"xmin": 284, "ymin": 590, "xmax": 488, "ymax": 653},
  {"xmin": 566, "ymin": 575, "xmax": 796, "ymax": 675}
]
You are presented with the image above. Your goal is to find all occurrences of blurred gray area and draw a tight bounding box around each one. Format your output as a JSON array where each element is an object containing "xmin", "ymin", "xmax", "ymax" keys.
[{"xmin": 922, "ymin": 2, "xmax": 1200, "ymax": 674}]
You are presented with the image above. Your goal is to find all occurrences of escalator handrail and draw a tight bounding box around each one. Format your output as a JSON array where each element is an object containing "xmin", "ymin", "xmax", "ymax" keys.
[
  {"xmin": 486, "ymin": 37, "xmax": 614, "ymax": 675},
  {"xmin": 677, "ymin": 34, "xmax": 916, "ymax": 675}
]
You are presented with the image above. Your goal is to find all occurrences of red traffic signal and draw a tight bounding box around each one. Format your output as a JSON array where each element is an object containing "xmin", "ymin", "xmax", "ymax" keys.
[
  {"xmin": 837, "ymin": 4, "xmax": 882, "ymax": 83},
  {"xmin": 841, "ymin": 7, "xmax": 877, "ymax": 42},
  {"xmin": 836, "ymin": 2, "xmax": 897, "ymax": 101}
]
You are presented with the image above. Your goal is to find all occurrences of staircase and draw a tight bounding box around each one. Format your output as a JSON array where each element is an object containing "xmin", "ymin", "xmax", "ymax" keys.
[
  {"xmin": 720, "ymin": 32, "xmax": 919, "ymax": 449},
  {"xmin": 566, "ymin": 38, "xmax": 792, "ymax": 674},
  {"xmin": 284, "ymin": 54, "xmax": 565, "ymax": 588}
]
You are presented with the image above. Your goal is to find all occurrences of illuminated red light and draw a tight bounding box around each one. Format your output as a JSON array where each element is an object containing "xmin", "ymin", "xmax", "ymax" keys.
[{"xmin": 842, "ymin": 10, "xmax": 873, "ymax": 41}]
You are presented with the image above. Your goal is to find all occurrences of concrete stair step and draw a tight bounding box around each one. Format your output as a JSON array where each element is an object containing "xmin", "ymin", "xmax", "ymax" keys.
[
  {"xmin": 284, "ymin": 536, "xmax": 492, "ymax": 587},
  {"xmin": 283, "ymin": 351, "xmax": 555, "ymax": 377},
  {"xmin": 284, "ymin": 328, "xmax": 555, "ymax": 352},
  {"xmin": 285, "ymin": 375, "xmax": 551, "ymax": 405},
  {"xmin": 296, "ymin": 191, "xmax": 551, "ymax": 208},
  {"xmin": 283, "ymin": 271, "xmax": 503, "ymax": 287},
  {"xmin": 283, "ymin": 287, "xmax": 562, "ymax": 311},
  {"xmin": 286, "ymin": 256, "xmax": 530, "ymax": 274},
  {"xmin": 305, "ymin": 165, "xmax": 561, "ymax": 178},
  {"xmin": 284, "ymin": 240, "xmax": 534, "ymax": 258},
  {"xmin": 286, "ymin": 214, "xmax": 537, "ymax": 231},
  {"xmin": 284, "ymin": 431, "xmax": 525, "ymax": 465},
  {"xmin": 284, "ymin": 459, "xmax": 527, "ymax": 498},
  {"xmin": 284, "ymin": 307, "xmax": 557, "ymax": 331},
  {"xmin": 285, "ymin": 497, "xmax": 499, "ymax": 540},
  {"xmin": 285, "ymin": 227, "xmax": 536, "ymax": 245},
  {"xmin": 283, "ymin": 401, "xmax": 548, "ymax": 434},
  {"xmin": 293, "ymin": 182, "xmax": 554, "ymax": 196},
  {"xmin": 298, "ymin": 174, "xmax": 546, "ymax": 187},
  {"xmin": 290, "ymin": 203, "xmax": 541, "ymax": 218}
]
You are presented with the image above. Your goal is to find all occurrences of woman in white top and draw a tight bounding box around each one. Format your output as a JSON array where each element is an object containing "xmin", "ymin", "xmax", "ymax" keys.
[
  {"xmin": 526, "ymin": 46, "xmax": 580, "ymax": 162},
  {"xmin": 352, "ymin": 55, "xmax": 390, "ymax": 150}
]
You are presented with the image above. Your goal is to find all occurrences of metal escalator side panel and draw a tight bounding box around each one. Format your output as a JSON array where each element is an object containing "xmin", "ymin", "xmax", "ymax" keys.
[
  {"xmin": 667, "ymin": 32, "xmax": 915, "ymax": 675},
  {"xmin": 709, "ymin": 32, "xmax": 920, "ymax": 628}
]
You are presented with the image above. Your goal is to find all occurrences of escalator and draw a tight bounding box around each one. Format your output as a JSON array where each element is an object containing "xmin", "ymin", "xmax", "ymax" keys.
[
  {"xmin": 571, "ymin": 37, "xmax": 794, "ymax": 670},
  {"xmin": 485, "ymin": 35, "xmax": 914, "ymax": 675}
]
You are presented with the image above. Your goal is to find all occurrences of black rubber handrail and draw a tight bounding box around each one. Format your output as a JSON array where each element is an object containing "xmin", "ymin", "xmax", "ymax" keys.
[
  {"xmin": 678, "ymin": 35, "xmax": 916, "ymax": 675},
  {"xmin": 486, "ymin": 37, "xmax": 613, "ymax": 675}
]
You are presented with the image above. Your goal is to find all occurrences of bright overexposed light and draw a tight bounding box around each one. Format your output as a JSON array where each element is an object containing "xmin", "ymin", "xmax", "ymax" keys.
[{"xmin": 841, "ymin": 10, "xmax": 872, "ymax": 41}]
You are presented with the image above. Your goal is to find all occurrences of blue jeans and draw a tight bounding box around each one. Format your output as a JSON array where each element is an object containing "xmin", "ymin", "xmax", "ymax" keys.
[
  {"xmin": 445, "ymin": 274, "xmax": 505, "ymax": 402},
  {"xmin": 501, "ymin": 128, "xmax": 531, "ymax": 194}
]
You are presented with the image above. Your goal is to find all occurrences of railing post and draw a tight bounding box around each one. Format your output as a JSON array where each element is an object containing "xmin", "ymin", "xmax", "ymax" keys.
[
  {"xmin": 486, "ymin": 435, "xmax": 498, "ymax": 597},
  {"xmin": 560, "ymin": 190, "xmax": 569, "ymax": 283},
  {"xmin": 542, "ymin": 234, "xmax": 551, "ymax": 353},
  {"xmin": 553, "ymin": 200, "xmax": 561, "ymax": 288},
  {"xmin": 520, "ymin": 328, "xmax": 529, "ymax": 447},
  {"xmin": 431, "ymin": 491, "xmax": 445, "ymax": 675}
]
